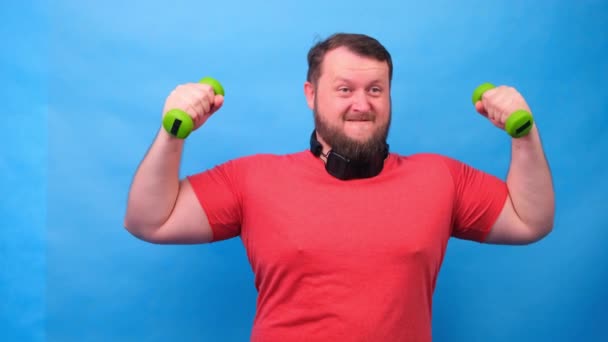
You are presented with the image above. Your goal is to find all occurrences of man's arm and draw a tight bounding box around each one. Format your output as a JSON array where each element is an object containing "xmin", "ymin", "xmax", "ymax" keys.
[
  {"xmin": 475, "ymin": 86, "xmax": 555, "ymax": 245},
  {"xmin": 123, "ymin": 129, "xmax": 214, "ymax": 244},
  {"xmin": 485, "ymin": 125, "xmax": 555, "ymax": 244},
  {"xmin": 123, "ymin": 82, "xmax": 223, "ymax": 244}
]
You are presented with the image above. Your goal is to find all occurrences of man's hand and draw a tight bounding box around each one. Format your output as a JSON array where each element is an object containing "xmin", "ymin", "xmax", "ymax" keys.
[
  {"xmin": 162, "ymin": 83, "xmax": 225, "ymax": 133},
  {"xmin": 474, "ymin": 85, "xmax": 532, "ymax": 131}
]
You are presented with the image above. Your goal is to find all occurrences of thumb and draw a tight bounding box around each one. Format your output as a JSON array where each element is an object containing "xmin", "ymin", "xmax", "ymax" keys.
[
  {"xmin": 475, "ymin": 100, "xmax": 488, "ymax": 117},
  {"xmin": 210, "ymin": 95, "xmax": 224, "ymax": 115}
]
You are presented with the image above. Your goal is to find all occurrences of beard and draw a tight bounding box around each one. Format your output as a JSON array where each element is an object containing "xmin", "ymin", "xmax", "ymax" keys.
[{"xmin": 314, "ymin": 105, "xmax": 391, "ymax": 162}]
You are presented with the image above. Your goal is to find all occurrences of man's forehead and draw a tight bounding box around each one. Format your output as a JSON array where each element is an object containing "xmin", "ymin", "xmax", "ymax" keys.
[
  {"xmin": 322, "ymin": 48, "xmax": 388, "ymax": 77},
  {"xmin": 324, "ymin": 62, "xmax": 389, "ymax": 81},
  {"xmin": 332, "ymin": 65, "xmax": 386, "ymax": 74}
]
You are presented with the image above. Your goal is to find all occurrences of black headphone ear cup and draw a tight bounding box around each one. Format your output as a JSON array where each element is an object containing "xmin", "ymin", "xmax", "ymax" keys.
[
  {"xmin": 325, "ymin": 151, "xmax": 350, "ymax": 179},
  {"xmin": 308, "ymin": 129, "xmax": 389, "ymax": 180},
  {"xmin": 309, "ymin": 130, "xmax": 323, "ymax": 156}
]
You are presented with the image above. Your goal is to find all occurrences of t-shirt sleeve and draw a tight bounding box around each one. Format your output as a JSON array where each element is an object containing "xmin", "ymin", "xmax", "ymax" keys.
[
  {"xmin": 442, "ymin": 156, "xmax": 509, "ymax": 242},
  {"xmin": 186, "ymin": 159, "xmax": 244, "ymax": 242}
]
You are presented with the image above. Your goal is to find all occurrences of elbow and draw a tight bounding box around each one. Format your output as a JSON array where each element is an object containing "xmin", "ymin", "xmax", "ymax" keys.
[
  {"xmin": 541, "ymin": 219, "xmax": 555, "ymax": 239},
  {"xmin": 538, "ymin": 211, "xmax": 556, "ymax": 239},
  {"xmin": 123, "ymin": 217, "xmax": 143, "ymax": 240},
  {"xmin": 123, "ymin": 216, "xmax": 159, "ymax": 243},
  {"xmin": 536, "ymin": 201, "xmax": 557, "ymax": 241},
  {"xmin": 123, "ymin": 218, "xmax": 137, "ymax": 237},
  {"xmin": 123, "ymin": 214, "xmax": 139, "ymax": 236},
  {"xmin": 526, "ymin": 219, "xmax": 555, "ymax": 244}
]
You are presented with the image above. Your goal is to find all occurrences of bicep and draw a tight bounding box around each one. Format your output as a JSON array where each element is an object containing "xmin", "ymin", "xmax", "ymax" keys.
[
  {"xmin": 146, "ymin": 178, "xmax": 214, "ymax": 244},
  {"xmin": 484, "ymin": 195, "xmax": 539, "ymax": 245}
]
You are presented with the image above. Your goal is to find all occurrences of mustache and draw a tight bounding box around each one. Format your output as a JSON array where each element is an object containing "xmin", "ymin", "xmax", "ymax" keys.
[{"xmin": 343, "ymin": 112, "xmax": 376, "ymax": 121}]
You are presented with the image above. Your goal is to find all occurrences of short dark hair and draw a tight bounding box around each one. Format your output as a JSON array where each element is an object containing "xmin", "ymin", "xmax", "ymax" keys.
[{"xmin": 306, "ymin": 33, "xmax": 393, "ymax": 85}]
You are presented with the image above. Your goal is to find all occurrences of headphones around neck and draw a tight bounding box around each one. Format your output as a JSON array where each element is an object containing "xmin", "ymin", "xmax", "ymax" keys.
[{"xmin": 309, "ymin": 130, "xmax": 389, "ymax": 181}]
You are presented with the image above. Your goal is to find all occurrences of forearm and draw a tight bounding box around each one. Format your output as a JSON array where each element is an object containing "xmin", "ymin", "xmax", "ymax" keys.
[
  {"xmin": 124, "ymin": 128, "xmax": 184, "ymax": 234},
  {"xmin": 506, "ymin": 124, "xmax": 555, "ymax": 235}
]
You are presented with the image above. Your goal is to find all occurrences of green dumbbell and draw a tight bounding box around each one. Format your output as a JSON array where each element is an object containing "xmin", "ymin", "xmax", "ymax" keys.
[
  {"xmin": 163, "ymin": 77, "xmax": 225, "ymax": 139},
  {"xmin": 472, "ymin": 83, "xmax": 533, "ymax": 138}
]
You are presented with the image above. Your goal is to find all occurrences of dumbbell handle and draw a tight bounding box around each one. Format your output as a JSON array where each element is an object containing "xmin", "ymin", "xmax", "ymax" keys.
[
  {"xmin": 472, "ymin": 83, "xmax": 533, "ymax": 138},
  {"xmin": 163, "ymin": 77, "xmax": 225, "ymax": 139}
]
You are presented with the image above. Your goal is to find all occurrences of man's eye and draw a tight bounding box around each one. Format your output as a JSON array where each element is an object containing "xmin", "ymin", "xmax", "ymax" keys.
[
  {"xmin": 338, "ymin": 87, "xmax": 350, "ymax": 93},
  {"xmin": 370, "ymin": 87, "xmax": 382, "ymax": 93}
]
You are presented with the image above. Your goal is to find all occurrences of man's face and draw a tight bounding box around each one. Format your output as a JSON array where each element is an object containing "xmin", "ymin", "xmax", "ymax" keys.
[{"xmin": 305, "ymin": 47, "xmax": 391, "ymax": 161}]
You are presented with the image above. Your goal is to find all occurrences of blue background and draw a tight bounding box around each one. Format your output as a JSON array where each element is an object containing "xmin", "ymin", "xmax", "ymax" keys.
[{"xmin": 2, "ymin": 0, "xmax": 607, "ymax": 341}]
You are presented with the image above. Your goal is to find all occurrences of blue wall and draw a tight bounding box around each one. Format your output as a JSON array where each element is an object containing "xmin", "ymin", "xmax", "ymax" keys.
[{"xmin": 2, "ymin": 0, "xmax": 607, "ymax": 341}]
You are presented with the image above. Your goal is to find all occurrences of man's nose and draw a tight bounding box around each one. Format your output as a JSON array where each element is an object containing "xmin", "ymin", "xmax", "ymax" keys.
[{"xmin": 351, "ymin": 90, "xmax": 371, "ymax": 113}]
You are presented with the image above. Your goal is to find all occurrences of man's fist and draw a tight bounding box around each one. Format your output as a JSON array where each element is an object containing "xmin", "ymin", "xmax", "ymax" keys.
[
  {"xmin": 163, "ymin": 82, "xmax": 224, "ymax": 132},
  {"xmin": 475, "ymin": 85, "xmax": 531, "ymax": 131}
]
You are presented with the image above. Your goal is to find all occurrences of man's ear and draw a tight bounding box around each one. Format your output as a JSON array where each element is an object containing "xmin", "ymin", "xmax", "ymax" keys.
[{"xmin": 304, "ymin": 81, "xmax": 315, "ymax": 110}]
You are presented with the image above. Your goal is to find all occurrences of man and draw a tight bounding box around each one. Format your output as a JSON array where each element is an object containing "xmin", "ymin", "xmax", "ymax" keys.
[{"xmin": 124, "ymin": 33, "xmax": 555, "ymax": 341}]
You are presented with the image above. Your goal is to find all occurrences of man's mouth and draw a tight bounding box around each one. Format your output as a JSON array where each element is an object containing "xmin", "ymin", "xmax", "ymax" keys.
[{"xmin": 345, "ymin": 114, "xmax": 375, "ymax": 122}]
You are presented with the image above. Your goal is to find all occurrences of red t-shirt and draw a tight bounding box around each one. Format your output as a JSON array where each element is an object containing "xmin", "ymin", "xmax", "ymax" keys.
[{"xmin": 187, "ymin": 151, "xmax": 508, "ymax": 341}]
